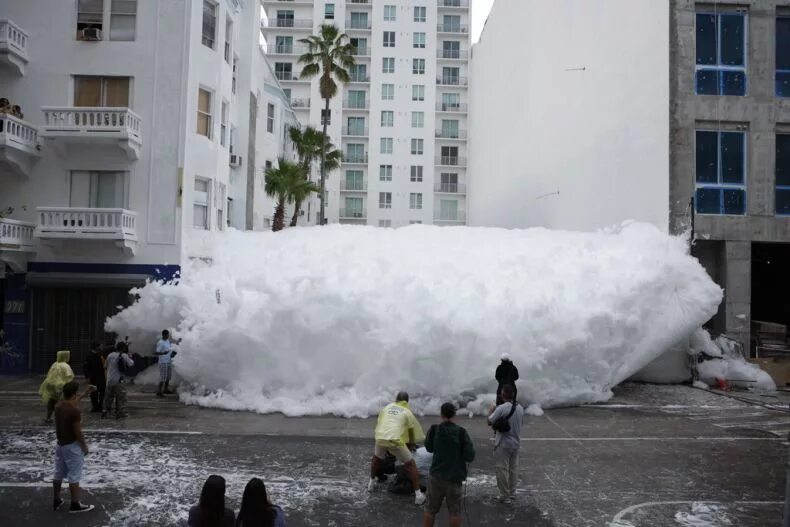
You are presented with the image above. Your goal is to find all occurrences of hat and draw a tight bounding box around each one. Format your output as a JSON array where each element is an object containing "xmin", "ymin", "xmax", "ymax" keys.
[{"xmin": 501, "ymin": 353, "xmax": 511, "ymax": 362}]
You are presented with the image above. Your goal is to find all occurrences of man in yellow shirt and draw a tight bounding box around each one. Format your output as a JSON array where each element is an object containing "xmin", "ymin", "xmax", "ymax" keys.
[{"xmin": 368, "ymin": 391, "xmax": 427, "ymax": 505}]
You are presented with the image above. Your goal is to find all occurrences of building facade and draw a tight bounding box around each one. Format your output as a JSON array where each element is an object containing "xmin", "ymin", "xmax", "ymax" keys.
[
  {"xmin": 0, "ymin": 0, "xmax": 297, "ymax": 372},
  {"xmin": 261, "ymin": 0, "xmax": 470, "ymax": 227}
]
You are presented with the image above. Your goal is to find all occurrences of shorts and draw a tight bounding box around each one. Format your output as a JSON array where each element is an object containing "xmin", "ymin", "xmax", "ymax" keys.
[
  {"xmin": 424, "ymin": 476, "xmax": 463, "ymax": 515},
  {"xmin": 53, "ymin": 442, "xmax": 84, "ymax": 483},
  {"xmin": 374, "ymin": 442, "xmax": 413, "ymax": 463},
  {"xmin": 159, "ymin": 362, "xmax": 172, "ymax": 382}
]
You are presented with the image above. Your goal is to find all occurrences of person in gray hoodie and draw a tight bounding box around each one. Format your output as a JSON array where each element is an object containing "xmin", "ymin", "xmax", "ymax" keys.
[
  {"xmin": 102, "ymin": 342, "xmax": 134, "ymax": 419},
  {"xmin": 487, "ymin": 384, "xmax": 523, "ymax": 504}
]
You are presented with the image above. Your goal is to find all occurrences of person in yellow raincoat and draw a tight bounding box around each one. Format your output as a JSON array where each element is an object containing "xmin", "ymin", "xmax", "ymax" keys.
[
  {"xmin": 367, "ymin": 391, "xmax": 427, "ymax": 505},
  {"xmin": 39, "ymin": 350, "xmax": 75, "ymax": 424}
]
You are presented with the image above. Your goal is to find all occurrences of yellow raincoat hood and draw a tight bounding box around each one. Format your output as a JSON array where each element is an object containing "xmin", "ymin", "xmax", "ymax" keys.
[
  {"xmin": 374, "ymin": 400, "xmax": 426, "ymax": 447},
  {"xmin": 39, "ymin": 350, "xmax": 75, "ymax": 403}
]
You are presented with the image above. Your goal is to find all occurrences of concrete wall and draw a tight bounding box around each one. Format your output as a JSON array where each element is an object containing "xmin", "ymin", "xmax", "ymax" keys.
[{"xmin": 468, "ymin": 0, "xmax": 670, "ymax": 232}]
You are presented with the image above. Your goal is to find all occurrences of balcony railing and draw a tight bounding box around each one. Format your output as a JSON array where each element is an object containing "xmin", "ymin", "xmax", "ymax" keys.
[
  {"xmin": 346, "ymin": 19, "xmax": 372, "ymax": 30},
  {"xmin": 36, "ymin": 207, "xmax": 137, "ymax": 241},
  {"xmin": 351, "ymin": 47, "xmax": 371, "ymax": 57},
  {"xmin": 437, "ymin": 24, "xmax": 468, "ymax": 34},
  {"xmin": 436, "ymin": 156, "xmax": 467, "ymax": 166},
  {"xmin": 342, "ymin": 126, "xmax": 369, "ymax": 137},
  {"xmin": 343, "ymin": 99, "xmax": 369, "ymax": 110},
  {"xmin": 0, "ymin": 20, "xmax": 30, "ymax": 75},
  {"xmin": 276, "ymin": 71, "xmax": 310, "ymax": 82},
  {"xmin": 435, "ymin": 182, "xmax": 467, "ymax": 194},
  {"xmin": 436, "ymin": 76, "xmax": 468, "ymax": 86},
  {"xmin": 435, "ymin": 129, "xmax": 467, "ymax": 140},
  {"xmin": 342, "ymin": 153, "xmax": 369, "ymax": 164},
  {"xmin": 435, "ymin": 211, "xmax": 466, "ymax": 223},
  {"xmin": 436, "ymin": 102, "xmax": 468, "ymax": 113},
  {"xmin": 40, "ymin": 107, "xmax": 142, "ymax": 159},
  {"xmin": 348, "ymin": 0, "xmax": 372, "ymax": 5},
  {"xmin": 0, "ymin": 218, "xmax": 35, "ymax": 250},
  {"xmin": 339, "ymin": 208, "xmax": 367, "ymax": 219},
  {"xmin": 0, "ymin": 114, "xmax": 40, "ymax": 176},
  {"xmin": 269, "ymin": 44, "xmax": 307, "ymax": 55},
  {"xmin": 349, "ymin": 73, "xmax": 371, "ymax": 83},
  {"xmin": 437, "ymin": 49, "xmax": 468, "ymax": 60},
  {"xmin": 438, "ymin": 0, "xmax": 469, "ymax": 7},
  {"xmin": 266, "ymin": 18, "xmax": 313, "ymax": 29},
  {"xmin": 340, "ymin": 180, "xmax": 367, "ymax": 191},
  {"xmin": 290, "ymin": 98, "xmax": 311, "ymax": 109}
]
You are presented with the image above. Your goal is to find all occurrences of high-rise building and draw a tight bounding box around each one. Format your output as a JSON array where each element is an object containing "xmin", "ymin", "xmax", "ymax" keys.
[{"xmin": 261, "ymin": 0, "xmax": 471, "ymax": 226}]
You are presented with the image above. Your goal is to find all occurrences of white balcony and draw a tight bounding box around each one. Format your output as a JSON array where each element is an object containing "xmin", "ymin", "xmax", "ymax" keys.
[
  {"xmin": 339, "ymin": 208, "xmax": 367, "ymax": 220},
  {"xmin": 262, "ymin": 19, "xmax": 313, "ymax": 31},
  {"xmin": 435, "ymin": 129, "xmax": 467, "ymax": 140},
  {"xmin": 0, "ymin": 20, "xmax": 29, "ymax": 75},
  {"xmin": 40, "ymin": 107, "xmax": 142, "ymax": 159},
  {"xmin": 0, "ymin": 114, "xmax": 40, "ymax": 177},
  {"xmin": 434, "ymin": 182, "xmax": 467, "ymax": 194},
  {"xmin": 36, "ymin": 207, "xmax": 138, "ymax": 256},
  {"xmin": 0, "ymin": 218, "xmax": 35, "ymax": 272},
  {"xmin": 434, "ymin": 211, "xmax": 466, "ymax": 224},
  {"xmin": 340, "ymin": 180, "xmax": 367, "ymax": 192}
]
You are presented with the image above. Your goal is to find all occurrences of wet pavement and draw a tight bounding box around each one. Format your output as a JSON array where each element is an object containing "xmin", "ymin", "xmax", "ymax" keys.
[{"xmin": 0, "ymin": 376, "xmax": 787, "ymax": 526}]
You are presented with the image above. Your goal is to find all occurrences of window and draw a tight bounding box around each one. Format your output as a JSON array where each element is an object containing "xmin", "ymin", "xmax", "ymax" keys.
[
  {"xmin": 74, "ymin": 76, "xmax": 130, "ymax": 107},
  {"xmin": 344, "ymin": 197, "xmax": 363, "ymax": 217},
  {"xmin": 216, "ymin": 182, "xmax": 226, "ymax": 230},
  {"xmin": 348, "ymin": 90, "xmax": 367, "ymax": 108},
  {"xmin": 77, "ymin": 0, "xmax": 104, "ymax": 35},
  {"xmin": 379, "ymin": 192, "xmax": 392, "ymax": 209},
  {"xmin": 379, "ymin": 164, "xmax": 393, "ymax": 181},
  {"xmin": 442, "ymin": 41, "xmax": 460, "ymax": 59},
  {"xmin": 409, "ymin": 220, "xmax": 422, "ymax": 225},
  {"xmin": 350, "ymin": 37, "xmax": 368, "ymax": 55},
  {"xmin": 381, "ymin": 111, "xmax": 394, "ymax": 127},
  {"xmin": 69, "ymin": 171, "xmax": 127, "ymax": 208},
  {"xmin": 441, "ymin": 145, "xmax": 459, "ymax": 164},
  {"xmin": 230, "ymin": 125, "xmax": 238, "ymax": 153},
  {"xmin": 202, "ymin": 1, "xmax": 217, "ymax": 48},
  {"xmin": 347, "ymin": 116, "xmax": 365, "ymax": 135},
  {"xmin": 414, "ymin": 6, "xmax": 427, "ymax": 22},
  {"xmin": 441, "ymin": 15, "xmax": 461, "ymax": 32},
  {"xmin": 380, "ymin": 137, "xmax": 393, "ymax": 154},
  {"xmin": 441, "ymin": 92, "xmax": 460, "ymax": 110},
  {"xmin": 695, "ymin": 130, "xmax": 746, "ymax": 215},
  {"xmin": 194, "ymin": 177, "xmax": 210, "ymax": 229},
  {"xmin": 275, "ymin": 62, "xmax": 293, "ymax": 81},
  {"xmin": 411, "ymin": 139, "xmax": 424, "ymax": 155},
  {"xmin": 440, "ymin": 172, "xmax": 459, "ymax": 192},
  {"xmin": 410, "ymin": 193, "xmax": 423, "ymax": 210},
  {"xmin": 414, "ymin": 32, "xmax": 426, "ymax": 49},
  {"xmin": 350, "ymin": 64, "xmax": 368, "ymax": 82},
  {"xmin": 410, "ymin": 166, "xmax": 423, "ymax": 182},
  {"xmin": 226, "ymin": 197, "xmax": 233, "ymax": 228},
  {"xmin": 412, "ymin": 84, "xmax": 425, "ymax": 101},
  {"xmin": 275, "ymin": 36, "xmax": 293, "ymax": 54},
  {"xmin": 220, "ymin": 100, "xmax": 229, "ymax": 146},
  {"xmin": 776, "ymin": 134, "xmax": 790, "ymax": 214},
  {"xmin": 224, "ymin": 18, "xmax": 233, "ymax": 63},
  {"xmin": 382, "ymin": 57, "xmax": 395, "ymax": 74},
  {"xmin": 325, "ymin": 3, "xmax": 335, "ymax": 19},
  {"xmin": 696, "ymin": 12, "xmax": 746, "ymax": 96},
  {"xmin": 110, "ymin": 0, "xmax": 137, "ymax": 41},
  {"xmin": 383, "ymin": 31, "xmax": 395, "ymax": 47},
  {"xmin": 379, "ymin": 220, "xmax": 392, "ymax": 227},
  {"xmin": 442, "ymin": 66, "xmax": 460, "ymax": 85},
  {"xmin": 276, "ymin": 10, "xmax": 295, "ymax": 27},
  {"xmin": 411, "ymin": 111, "xmax": 424, "ymax": 128},
  {"xmin": 384, "ymin": 5, "xmax": 396, "ymax": 21},
  {"xmin": 778, "ymin": 17, "xmax": 790, "ymax": 96},
  {"xmin": 349, "ymin": 12, "xmax": 369, "ymax": 29},
  {"xmin": 439, "ymin": 199, "xmax": 459, "ymax": 220},
  {"xmin": 413, "ymin": 59, "xmax": 426, "ymax": 74},
  {"xmin": 345, "ymin": 170, "xmax": 364, "ymax": 190},
  {"xmin": 267, "ymin": 103, "xmax": 275, "ymax": 133},
  {"xmin": 441, "ymin": 119, "xmax": 459, "ymax": 138},
  {"xmin": 197, "ymin": 88, "xmax": 213, "ymax": 138},
  {"xmin": 346, "ymin": 143, "xmax": 365, "ymax": 163},
  {"xmin": 382, "ymin": 84, "xmax": 394, "ymax": 100},
  {"xmin": 232, "ymin": 56, "xmax": 238, "ymax": 93}
]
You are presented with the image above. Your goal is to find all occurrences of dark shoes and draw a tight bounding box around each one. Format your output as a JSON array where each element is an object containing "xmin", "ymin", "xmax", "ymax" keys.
[
  {"xmin": 155, "ymin": 392, "xmax": 164, "ymax": 398},
  {"xmin": 163, "ymin": 389, "xmax": 175, "ymax": 395},
  {"xmin": 69, "ymin": 502, "xmax": 95, "ymax": 514},
  {"xmin": 53, "ymin": 498, "xmax": 64, "ymax": 511}
]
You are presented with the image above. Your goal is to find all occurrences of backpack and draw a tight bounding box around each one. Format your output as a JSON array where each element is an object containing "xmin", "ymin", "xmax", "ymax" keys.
[{"xmin": 492, "ymin": 402, "xmax": 518, "ymax": 433}]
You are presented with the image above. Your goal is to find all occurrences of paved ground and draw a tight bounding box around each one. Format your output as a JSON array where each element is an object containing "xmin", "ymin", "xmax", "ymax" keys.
[{"xmin": 0, "ymin": 376, "xmax": 788, "ymax": 526}]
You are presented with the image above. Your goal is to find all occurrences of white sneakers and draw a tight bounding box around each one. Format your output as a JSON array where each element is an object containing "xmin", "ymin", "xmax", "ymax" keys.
[
  {"xmin": 367, "ymin": 478, "xmax": 377, "ymax": 492},
  {"xmin": 414, "ymin": 490, "xmax": 426, "ymax": 506}
]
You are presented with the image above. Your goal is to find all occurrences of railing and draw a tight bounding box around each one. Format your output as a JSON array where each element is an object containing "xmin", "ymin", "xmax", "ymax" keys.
[
  {"xmin": 290, "ymin": 98, "xmax": 311, "ymax": 108},
  {"xmin": 0, "ymin": 218, "xmax": 35, "ymax": 248},
  {"xmin": 437, "ymin": 49, "xmax": 468, "ymax": 60},
  {"xmin": 340, "ymin": 180, "xmax": 367, "ymax": 191},
  {"xmin": 0, "ymin": 20, "xmax": 29, "ymax": 60},
  {"xmin": 276, "ymin": 71, "xmax": 309, "ymax": 82},
  {"xmin": 435, "ymin": 182, "xmax": 466, "ymax": 194},
  {"xmin": 349, "ymin": 74, "xmax": 370, "ymax": 83},
  {"xmin": 439, "ymin": 0, "xmax": 469, "ymax": 7},
  {"xmin": 343, "ymin": 99, "xmax": 369, "ymax": 109},
  {"xmin": 351, "ymin": 47, "xmax": 371, "ymax": 57},
  {"xmin": 342, "ymin": 126, "xmax": 368, "ymax": 137},
  {"xmin": 435, "ymin": 129, "xmax": 467, "ymax": 140},
  {"xmin": 339, "ymin": 208, "xmax": 367, "ymax": 219},
  {"xmin": 436, "ymin": 76, "xmax": 468, "ymax": 86},
  {"xmin": 41, "ymin": 107, "xmax": 142, "ymax": 142},
  {"xmin": 346, "ymin": 19, "xmax": 372, "ymax": 30},
  {"xmin": 436, "ymin": 156, "xmax": 467, "ymax": 166},
  {"xmin": 435, "ymin": 211, "xmax": 466, "ymax": 223},
  {"xmin": 36, "ymin": 208, "xmax": 137, "ymax": 238},
  {"xmin": 342, "ymin": 153, "xmax": 369, "ymax": 164},
  {"xmin": 0, "ymin": 114, "xmax": 38, "ymax": 152},
  {"xmin": 270, "ymin": 44, "xmax": 307, "ymax": 55},
  {"xmin": 266, "ymin": 19, "xmax": 313, "ymax": 29},
  {"xmin": 435, "ymin": 102, "xmax": 468, "ymax": 112},
  {"xmin": 349, "ymin": 0, "xmax": 371, "ymax": 4},
  {"xmin": 437, "ymin": 24, "xmax": 469, "ymax": 34}
]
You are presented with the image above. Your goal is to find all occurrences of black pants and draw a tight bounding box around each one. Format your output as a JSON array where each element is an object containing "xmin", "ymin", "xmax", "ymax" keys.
[
  {"xmin": 89, "ymin": 379, "xmax": 105, "ymax": 411},
  {"xmin": 496, "ymin": 383, "xmax": 518, "ymax": 406}
]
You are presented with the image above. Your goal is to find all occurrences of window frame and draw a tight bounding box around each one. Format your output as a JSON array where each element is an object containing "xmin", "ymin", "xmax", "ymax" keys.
[
  {"xmin": 414, "ymin": 6, "xmax": 427, "ymax": 23},
  {"xmin": 379, "ymin": 191, "xmax": 392, "ymax": 209},
  {"xmin": 413, "ymin": 32, "xmax": 426, "ymax": 49},
  {"xmin": 383, "ymin": 31, "xmax": 396, "ymax": 48},
  {"xmin": 380, "ymin": 137, "xmax": 393, "ymax": 154},
  {"xmin": 411, "ymin": 111, "xmax": 424, "ymax": 128},
  {"xmin": 193, "ymin": 176, "xmax": 211, "ymax": 230},
  {"xmin": 384, "ymin": 5, "xmax": 397, "ymax": 22},
  {"xmin": 412, "ymin": 84, "xmax": 425, "ymax": 101},
  {"xmin": 379, "ymin": 164, "xmax": 393, "ymax": 181},
  {"xmin": 325, "ymin": 3, "xmax": 335, "ymax": 20},
  {"xmin": 382, "ymin": 57, "xmax": 395, "ymax": 74},
  {"xmin": 382, "ymin": 83, "xmax": 395, "ymax": 100},
  {"xmin": 776, "ymin": 132, "xmax": 790, "ymax": 215},
  {"xmin": 694, "ymin": 128, "xmax": 747, "ymax": 216},
  {"xmin": 410, "ymin": 192, "xmax": 423, "ymax": 210},
  {"xmin": 413, "ymin": 58, "xmax": 426, "ymax": 75},
  {"xmin": 267, "ymin": 103, "xmax": 275, "ymax": 133},
  {"xmin": 220, "ymin": 99, "xmax": 229, "ymax": 147},
  {"xmin": 197, "ymin": 87, "xmax": 214, "ymax": 139},
  {"xmin": 381, "ymin": 110, "xmax": 394, "ymax": 127},
  {"xmin": 777, "ymin": 16, "xmax": 790, "ymax": 97},
  {"xmin": 202, "ymin": 0, "xmax": 218, "ymax": 49},
  {"xmin": 695, "ymin": 11, "xmax": 748, "ymax": 96},
  {"xmin": 411, "ymin": 138, "xmax": 424, "ymax": 155},
  {"xmin": 410, "ymin": 165, "xmax": 423, "ymax": 182}
]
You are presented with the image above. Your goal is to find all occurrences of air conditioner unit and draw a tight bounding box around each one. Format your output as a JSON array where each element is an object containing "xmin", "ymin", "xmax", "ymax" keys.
[
  {"xmin": 79, "ymin": 28, "xmax": 103, "ymax": 41},
  {"xmin": 229, "ymin": 154, "xmax": 243, "ymax": 167}
]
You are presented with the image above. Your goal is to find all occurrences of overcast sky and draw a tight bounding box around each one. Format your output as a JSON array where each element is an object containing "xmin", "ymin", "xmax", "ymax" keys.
[{"xmin": 472, "ymin": 0, "xmax": 496, "ymax": 43}]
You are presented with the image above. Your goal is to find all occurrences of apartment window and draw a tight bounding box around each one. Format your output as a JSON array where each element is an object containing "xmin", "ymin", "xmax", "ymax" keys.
[
  {"xmin": 379, "ymin": 220, "xmax": 392, "ymax": 227},
  {"xmin": 275, "ymin": 62, "xmax": 293, "ymax": 81},
  {"xmin": 382, "ymin": 84, "xmax": 394, "ymax": 100},
  {"xmin": 216, "ymin": 182, "xmax": 227, "ymax": 230},
  {"xmin": 224, "ymin": 18, "xmax": 233, "ymax": 63},
  {"xmin": 380, "ymin": 164, "xmax": 393, "ymax": 181},
  {"xmin": 325, "ymin": 3, "xmax": 335, "ymax": 20},
  {"xmin": 443, "ymin": 41, "xmax": 460, "ymax": 59},
  {"xmin": 441, "ymin": 92, "xmax": 460, "ymax": 110},
  {"xmin": 194, "ymin": 177, "xmax": 211, "ymax": 229},
  {"xmin": 346, "ymin": 170, "xmax": 364, "ymax": 190},
  {"xmin": 379, "ymin": 192, "xmax": 392, "ymax": 209},
  {"xmin": 409, "ymin": 220, "xmax": 422, "ymax": 225},
  {"xmin": 414, "ymin": 32, "xmax": 426, "ymax": 49},
  {"xmin": 412, "ymin": 84, "xmax": 425, "ymax": 101},
  {"xmin": 441, "ymin": 119, "xmax": 460, "ymax": 138},
  {"xmin": 411, "ymin": 139, "xmax": 424, "ymax": 155},
  {"xmin": 414, "ymin": 6, "xmax": 427, "ymax": 22},
  {"xmin": 197, "ymin": 88, "xmax": 213, "ymax": 138},
  {"xmin": 441, "ymin": 15, "xmax": 461, "ymax": 33},
  {"xmin": 413, "ymin": 59, "xmax": 426, "ymax": 75},
  {"xmin": 69, "ymin": 170, "xmax": 128, "ymax": 208},
  {"xmin": 381, "ymin": 111, "xmax": 394, "ymax": 127},
  {"xmin": 411, "ymin": 111, "xmax": 424, "ymax": 128},
  {"xmin": 347, "ymin": 116, "xmax": 365, "ymax": 135},
  {"xmin": 382, "ymin": 57, "xmax": 395, "ymax": 74},
  {"xmin": 696, "ymin": 12, "xmax": 746, "ymax": 96},
  {"xmin": 232, "ymin": 56, "xmax": 238, "ymax": 93},
  {"xmin": 350, "ymin": 64, "xmax": 368, "ymax": 82},
  {"xmin": 384, "ymin": 5, "xmax": 396, "ymax": 22},
  {"xmin": 439, "ymin": 199, "xmax": 459, "ymax": 220},
  {"xmin": 441, "ymin": 145, "xmax": 459, "ymax": 164},
  {"xmin": 349, "ymin": 12, "xmax": 369, "ymax": 29},
  {"xmin": 220, "ymin": 100, "xmax": 229, "ymax": 146},
  {"xmin": 776, "ymin": 134, "xmax": 790, "ymax": 214},
  {"xmin": 344, "ymin": 197, "xmax": 362, "ymax": 217},
  {"xmin": 695, "ymin": 130, "xmax": 746, "ymax": 215},
  {"xmin": 383, "ymin": 31, "xmax": 395, "ymax": 47},
  {"xmin": 202, "ymin": 1, "xmax": 217, "ymax": 49},
  {"xmin": 410, "ymin": 193, "xmax": 423, "ymax": 210},
  {"xmin": 381, "ymin": 137, "xmax": 393, "ymax": 154},
  {"xmin": 230, "ymin": 125, "xmax": 238, "ymax": 153},
  {"xmin": 441, "ymin": 172, "xmax": 459, "ymax": 192},
  {"xmin": 267, "ymin": 103, "xmax": 275, "ymax": 133},
  {"xmin": 77, "ymin": 0, "xmax": 104, "ymax": 35},
  {"xmin": 109, "ymin": 0, "xmax": 137, "ymax": 40},
  {"xmin": 346, "ymin": 143, "xmax": 365, "ymax": 163},
  {"xmin": 778, "ymin": 17, "xmax": 790, "ymax": 97},
  {"xmin": 350, "ymin": 37, "xmax": 368, "ymax": 55},
  {"xmin": 276, "ymin": 35, "xmax": 293, "ymax": 54},
  {"xmin": 442, "ymin": 66, "xmax": 460, "ymax": 85},
  {"xmin": 348, "ymin": 90, "xmax": 367, "ymax": 108},
  {"xmin": 410, "ymin": 165, "xmax": 423, "ymax": 182},
  {"xmin": 276, "ymin": 10, "xmax": 295, "ymax": 27},
  {"xmin": 74, "ymin": 76, "xmax": 130, "ymax": 107}
]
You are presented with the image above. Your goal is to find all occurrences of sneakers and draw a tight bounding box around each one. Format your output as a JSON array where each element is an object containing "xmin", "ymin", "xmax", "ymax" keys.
[
  {"xmin": 69, "ymin": 502, "xmax": 95, "ymax": 514},
  {"xmin": 53, "ymin": 498, "xmax": 64, "ymax": 511},
  {"xmin": 414, "ymin": 490, "xmax": 426, "ymax": 506},
  {"xmin": 496, "ymin": 495, "xmax": 512, "ymax": 505},
  {"xmin": 366, "ymin": 478, "xmax": 377, "ymax": 492}
]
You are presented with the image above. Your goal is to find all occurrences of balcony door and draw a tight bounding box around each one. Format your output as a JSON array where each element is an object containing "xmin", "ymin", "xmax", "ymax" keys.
[
  {"xmin": 74, "ymin": 76, "xmax": 130, "ymax": 107},
  {"xmin": 69, "ymin": 170, "xmax": 128, "ymax": 208},
  {"xmin": 439, "ymin": 199, "xmax": 458, "ymax": 220},
  {"xmin": 345, "ymin": 197, "xmax": 363, "ymax": 216}
]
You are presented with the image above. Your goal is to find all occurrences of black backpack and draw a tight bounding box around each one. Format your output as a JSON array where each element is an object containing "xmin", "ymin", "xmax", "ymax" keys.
[{"xmin": 492, "ymin": 402, "xmax": 518, "ymax": 433}]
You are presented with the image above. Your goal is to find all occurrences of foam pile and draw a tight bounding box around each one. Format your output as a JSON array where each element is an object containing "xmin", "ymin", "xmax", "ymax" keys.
[{"xmin": 106, "ymin": 222, "xmax": 722, "ymax": 417}]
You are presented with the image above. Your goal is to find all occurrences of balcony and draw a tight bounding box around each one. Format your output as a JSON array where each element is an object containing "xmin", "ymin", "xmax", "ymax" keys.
[
  {"xmin": 40, "ymin": 107, "xmax": 142, "ymax": 159},
  {"xmin": 342, "ymin": 153, "xmax": 368, "ymax": 164},
  {"xmin": 0, "ymin": 114, "xmax": 40, "ymax": 177},
  {"xmin": 434, "ymin": 182, "xmax": 467, "ymax": 194},
  {"xmin": 342, "ymin": 126, "xmax": 368, "ymax": 137},
  {"xmin": 438, "ymin": 0, "xmax": 469, "ymax": 8},
  {"xmin": 435, "ymin": 129, "xmax": 467, "ymax": 140},
  {"xmin": 36, "ymin": 207, "xmax": 138, "ymax": 256},
  {"xmin": 276, "ymin": 71, "xmax": 311, "ymax": 83},
  {"xmin": 343, "ymin": 99, "xmax": 369, "ymax": 110},
  {"xmin": 346, "ymin": 19, "xmax": 372, "ymax": 31},
  {"xmin": 436, "ymin": 76, "xmax": 468, "ymax": 87},
  {"xmin": 0, "ymin": 20, "xmax": 29, "ymax": 75},
  {"xmin": 436, "ymin": 156, "xmax": 467, "ymax": 167},
  {"xmin": 0, "ymin": 218, "xmax": 35, "ymax": 272},
  {"xmin": 434, "ymin": 211, "xmax": 466, "ymax": 224},
  {"xmin": 262, "ymin": 19, "xmax": 313, "ymax": 31},
  {"xmin": 436, "ymin": 102, "xmax": 468, "ymax": 113},
  {"xmin": 349, "ymin": 73, "xmax": 371, "ymax": 84},
  {"xmin": 339, "ymin": 208, "xmax": 367, "ymax": 220},
  {"xmin": 348, "ymin": 0, "xmax": 372, "ymax": 5},
  {"xmin": 267, "ymin": 44, "xmax": 307, "ymax": 56},
  {"xmin": 437, "ymin": 49, "xmax": 468, "ymax": 60},
  {"xmin": 340, "ymin": 180, "xmax": 367, "ymax": 192},
  {"xmin": 290, "ymin": 98, "xmax": 311, "ymax": 110},
  {"xmin": 437, "ymin": 24, "xmax": 469, "ymax": 34},
  {"xmin": 350, "ymin": 47, "xmax": 371, "ymax": 57}
]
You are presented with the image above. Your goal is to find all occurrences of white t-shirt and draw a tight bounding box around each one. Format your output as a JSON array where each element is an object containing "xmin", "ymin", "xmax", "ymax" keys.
[{"xmin": 156, "ymin": 339, "xmax": 173, "ymax": 364}]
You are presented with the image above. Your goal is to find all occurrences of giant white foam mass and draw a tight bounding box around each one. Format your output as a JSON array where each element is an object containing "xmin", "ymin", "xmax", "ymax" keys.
[{"xmin": 106, "ymin": 223, "xmax": 723, "ymax": 417}]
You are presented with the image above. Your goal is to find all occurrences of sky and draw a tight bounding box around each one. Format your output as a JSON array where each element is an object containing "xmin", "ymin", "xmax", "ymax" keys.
[{"xmin": 472, "ymin": 0, "xmax": 496, "ymax": 43}]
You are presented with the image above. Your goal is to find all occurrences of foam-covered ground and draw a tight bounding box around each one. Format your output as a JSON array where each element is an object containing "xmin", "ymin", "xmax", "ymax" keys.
[{"xmin": 106, "ymin": 223, "xmax": 722, "ymax": 417}]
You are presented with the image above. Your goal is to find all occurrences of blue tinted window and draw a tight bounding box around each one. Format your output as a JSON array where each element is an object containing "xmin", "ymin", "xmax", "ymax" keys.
[
  {"xmin": 777, "ymin": 135, "xmax": 790, "ymax": 187},
  {"xmin": 696, "ymin": 14, "xmax": 717, "ymax": 65},
  {"xmin": 778, "ymin": 18, "xmax": 790, "ymax": 97},
  {"xmin": 696, "ymin": 131, "xmax": 718, "ymax": 183},
  {"xmin": 696, "ymin": 188, "xmax": 722, "ymax": 214},
  {"xmin": 721, "ymin": 71, "xmax": 746, "ymax": 96},
  {"xmin": 721, "ymin": 132, "xmax": 744, "ymax": 183},
  {"xmin": 777, "ymin": 189, "xmax": 790, "ymax": 215},
  {"xmin": 696, "ymin": 13, "xmax": 746, "ymax": 96},
  {"xmin": 723, "ymin": 189, "xmax": 746, "ymax": 214},
  {"xmin": 720, "ymin": 15, "xmax": 745, "ymax": 66},
  {"xmin": 696, "ymin": 70, "xmax": 718, "ymax": 95},
  {"xmin": 695, "ymin": 130, "xmax": 746, "ymax": 215}
]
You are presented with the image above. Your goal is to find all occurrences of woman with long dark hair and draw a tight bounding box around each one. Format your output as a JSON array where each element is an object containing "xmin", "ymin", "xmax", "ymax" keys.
[
  {"xmin": 188, "ymin": 475, "xmax": 235, "ymax": 527},
  {"xmin": 236, "ymin": 478, "xmax": 285, "ymax": 527}
]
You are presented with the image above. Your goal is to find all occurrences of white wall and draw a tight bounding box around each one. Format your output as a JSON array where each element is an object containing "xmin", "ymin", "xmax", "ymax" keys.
[{"xmin": 468, "ymin": 0, "xmax": 670, "ymax": 232}]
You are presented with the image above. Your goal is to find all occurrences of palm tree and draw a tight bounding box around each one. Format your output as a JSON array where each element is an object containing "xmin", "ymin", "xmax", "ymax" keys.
[
  {"xmin": 288, "ymin": 126, "xmax": 342, "ymax": 226},
  {"xmin": 288, "ymin": 177, "xmax": 321, "ymax": 227},
  {"xmin": 298, "ymin": 24, "xmax": 355, "ymax": 225},
  {"xmin": 264, "ymin": 158, "xmax": 307, "ymax": 232}
]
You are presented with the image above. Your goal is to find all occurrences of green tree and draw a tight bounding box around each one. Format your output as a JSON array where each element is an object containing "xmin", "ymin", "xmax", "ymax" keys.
[
  {"xmin": 298, "ymin": 24, "xmax": 355, "ymax": 225},
  {"xmin": 264, "ymin": 158, "xmax": 308, "ymax": 232},
  {"xmin": 288, "ymin": 126, "xmax": 341, "ymax": 226}
]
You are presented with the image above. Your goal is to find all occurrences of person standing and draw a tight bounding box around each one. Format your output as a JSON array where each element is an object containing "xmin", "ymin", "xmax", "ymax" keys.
[
  {"xmin": 84, "ymin": 342, "xmax": 106, "ymax": 413},
  {"xmin": 188, "ymin": 475, "xmax": 235, "ymax": 527},
  {"xmin": 368, "ymin": 391, "xmax": 427, "ymax": 505},
  {"xmin": 155, "ymin": 329, "xmax": 177, "ymax": 397},
  {"xmin": 422, "ymin": 403, "xmax": 475, "ymax": 527},
  {"xmin": 236, "ymin": 477, "xmax": 286, "ymax": 527},
  {"xmin": 52, "ymin": 381, "xmax": 96, "ymax": 513},
  {"xmin": 487, "ymin": 384, "xmax": 523, "ymax": 504},
  {"xmin": 39, "ymin": 350, "xmax": 75, "ymax": 424},
  {"xmin": 495, "ymin": 354, "xmax": 519, "ymax": 406},
  {"xmin": 102, "ymin": 343, "xmax": 135, "ymax": 419}
]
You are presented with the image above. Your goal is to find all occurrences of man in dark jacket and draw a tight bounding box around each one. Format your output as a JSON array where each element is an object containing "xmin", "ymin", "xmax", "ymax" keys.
[
  {"xmin": 495, "ymin": 354, "xmax": 519, "ymax": 406},
  {"xmin": 83, "ymin": 343, "xmax": 105, "ymax": 413},
  {"xmin": 422, "ymin": 402, "xmax": 475, "ymax": 527}
]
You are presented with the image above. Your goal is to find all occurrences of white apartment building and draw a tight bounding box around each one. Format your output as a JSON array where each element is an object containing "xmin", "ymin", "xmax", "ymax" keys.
[
  {"xmin": 0, "ymin": 0, "xmax": 297, "ymax": 372},
  {"xmin": 261, "ymin": 0, "xmax": 470, "ymax": 227}
]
